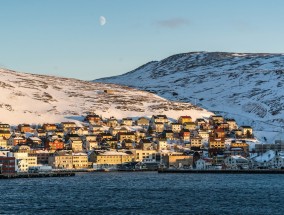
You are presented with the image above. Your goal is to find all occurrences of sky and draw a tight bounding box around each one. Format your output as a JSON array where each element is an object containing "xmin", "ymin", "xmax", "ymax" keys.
[{"xmin": 0, "ymin": 0, "xmax": 284, "ymax": 80}]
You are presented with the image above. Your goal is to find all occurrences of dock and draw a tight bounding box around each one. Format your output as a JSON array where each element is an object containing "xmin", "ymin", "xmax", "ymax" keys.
[
  {"xmin": 0, "ymin": 172, "xmax": 75, "ymax": 179},
  {"xmin": 158, "ymin": 169, "xmax": 284, "ymax": 174}
]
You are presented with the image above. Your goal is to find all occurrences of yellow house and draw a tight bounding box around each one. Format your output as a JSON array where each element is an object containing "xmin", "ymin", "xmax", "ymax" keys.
[
  {"xmin": 70, "ymin": 140, "xmax": 83, "ymax": 152},
  {"xmin": 0, "ymin": 137, "xmax": 8, "ymax": 149},
  {"xmin": 240, "ymin": 126, "xmax": 253, "ymax": 136},
  {"xmin": 162, "ymin": 154, "xmax": 193, "ymax": 168},
  {"xmin": 48, "ymin": 150, "xmax": 73, "ymax": 169},
  {"xmin": 131, "ymin": 149, "xmax": 157, "ymax": 162},
  {"xmin": 178, "ymin": 116, "xmax": 192, "ymax": 124},
  {"xmin": 90, "ymin": 150, "xmax": 134, "ymax": 165},
  {"xmin": 209, "ymin": 138, "xmax": 225, "ymax": 149},
  {"xmin": 72, "ymin": 153, "xmax": 88, "ymax": 169}
]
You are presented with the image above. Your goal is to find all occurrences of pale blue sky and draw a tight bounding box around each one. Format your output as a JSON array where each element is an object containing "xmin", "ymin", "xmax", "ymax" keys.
[{"xmin": 0, "ymin": 0, "xmax": 284, "ymax": 80}]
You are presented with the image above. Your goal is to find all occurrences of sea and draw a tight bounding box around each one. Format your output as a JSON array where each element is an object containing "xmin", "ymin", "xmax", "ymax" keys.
[{"xmin": 0, "ymin": 172, "xmax": 283, "ymax": 215}]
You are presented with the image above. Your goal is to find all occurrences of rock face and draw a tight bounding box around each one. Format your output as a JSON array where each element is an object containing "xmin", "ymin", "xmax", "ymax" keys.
[
  {"xmin": 96, "ymin": 52, "xmax": 284, "ymax": 133},
  {"xmin": 0, "ymin": 68, "xmax": 211, "ymax": 124}
]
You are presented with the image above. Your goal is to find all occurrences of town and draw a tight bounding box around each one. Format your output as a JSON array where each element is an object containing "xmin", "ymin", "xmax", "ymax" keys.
[{"xmin": 0, "ymin": 113, "xmax": 284, "ymax": 175}]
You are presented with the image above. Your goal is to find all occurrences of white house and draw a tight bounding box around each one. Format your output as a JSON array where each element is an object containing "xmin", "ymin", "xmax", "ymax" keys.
[{"xmin": 224, "ymin": 155, "xmax": 249, "ymax": 170}]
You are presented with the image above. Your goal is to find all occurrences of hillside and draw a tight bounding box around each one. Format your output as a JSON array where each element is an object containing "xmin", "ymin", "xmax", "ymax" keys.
[
  {"xmin": 96, "ymin": 52, "xmax": 284, "ymax": 141},
  {"xmin": 0, "ymin": 68, "xmax": 212, "ymax": 124}
]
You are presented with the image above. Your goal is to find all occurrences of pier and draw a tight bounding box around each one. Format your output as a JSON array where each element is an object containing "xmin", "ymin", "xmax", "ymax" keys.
[{"xmin": 0, "ymin": 172, "xmax": 75, "ymax": 179}]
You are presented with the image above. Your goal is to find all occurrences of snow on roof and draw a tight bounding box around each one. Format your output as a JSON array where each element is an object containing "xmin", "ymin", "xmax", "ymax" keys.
[
  {"xmin": 100, "ymin": 151, "xmax": 129, "ymax": 156},
  {"xmin": 253, "ymin": 150, "xmax": 276, "ymax": 162}
]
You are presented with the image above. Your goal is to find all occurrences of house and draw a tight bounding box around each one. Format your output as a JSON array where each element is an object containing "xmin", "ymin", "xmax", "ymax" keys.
[
  {"xmin": 162, "ymin": 130, "xmax": 174, "ymax": 140},
  {"xmin": 89, "ymin": 150, "xmax": 134, "ymax": 167},
  {"xmin": 48, "ymin": 150, "xmax": 73, "ymax": 169},
  {"xmin": 162, "ymin": 154, "xmax": 193, "ymax": 168},
  {"xmin": 226, "ymin": 119, "xmax": 238, "ymax": 131},
  {"xmin": 183, "ymin": 122, "xmax": 196, "ymax": 130},
  {"xmin": 209, "ymin": 138, "xmax": 225, "ymax": 149},
  {"xmin": 90, "ymin": 125, "xmax": 105, "ymax": 135},
  {"xmin": 136, "ymin": 117, "xmax": 150, "ymax": 127},
  {"xmin": 42, "ymin": 123, "xmax": 57, "ymax": 132},
  {"xmin": 69, "ymin": 139, "xmax": 83, "ymax": 152},
  {"xmin": 231, "ymin": 140, "xmax": 249, "ymax": 154},
  {"xmin": 85, "ymin": 114, "xmax": 103, "ymax": 125},
  {"xmin": 35, "ymin": 129, "xmax": 46, "ymax": 138},
  {"xmin": 0, "ymin": 156, "xmax": 16, "ymax": 174},
  {"xmin": 8, "ymin": 134, "xmax": 26, "ymax": 146},
  {"xmin": 28, "ymin": 150, "xmax": 50, "ymax": 164},
  {"xmin": 240, "ymin": 126, "xmax": 253, "ymax": 138},
  {"xmin": 44, "ymin": 136, "xmax": 64, "ymax": 151},
  {"xmin": 61, "ymin": 122, "xmax": 77, "ymax": 131},
  {"xmin": 151, "ymin": 115, "xmax": 169, "ymax": 125},
  {"xmin": 121, "ymin": 118, "xmax": 133, "ymax": 126},
  {"xmin": 85, "ymin": 140, "xmax": 99, "ymax": 150},
  {"xmin": 106, "ymin": 117, "xmax": 119, "ymax": 127},
  {"xmin": 117, "ymin": 132, "xmax": 136, "ymax": 142},
  {"xmin": 210, "ymin": 115, "xmax": 224, "ymax": 124},
  {"xmin": 224, "ymin": 155, "xmax": 249, "ymax": 170},
  {"xmin": 195, "ymin": 158, "xmax": 212, "ymax": 170},
  {"xmin": 269, "ymin": 152, "xmax": 284, "ymax": 169},
  {"xmin": 191, "ymin": 136, "xmax": 203, "ymax": 149},
  {"xmin": 0, "ymin": 137, "xmax": 8, "ymax": 149},
  {"xmin": 157, "ymin": 139, "xmax": 168, "ymax": 150},
  {"xmin": 214, "ymin": 128, "xmax": 226, "ymax": 138},
  {"xmin": 26, "ymin": 137, "xmax": 43, "ymax": 149},
  {"xmin": 180, "ymin": 129, "xmax": 190, "ymax": 142},
  {"xmin": 138, "ymin": 139, "xmax": 153, "ymax": 150},
  {"xmin": 171, "ymin": 123, "xmax": 182, "ymax": 133},
  {"xmin": 0, "ymin": 129, "xmax": 11, "ymax": 139},
  {"xmin": 72, "ymin": 152, "xmax": 88, "ymax": 169},
  {"xmin": 121, "ymin": 139, "xmax": 135, "ymax": 149},
  {"xmin": 178, "ymin": 116, "xmax": 192, "ymax": 124},
  {"xmin": 131, "ymin": 149, "xmax": 157, "ymax": 162},
  {"xmin": 154, "ymin": 122, "xmax": 164, "ymax": 133},
  {"xmin": 0, "ymin": 124, "xmax": 10, "ymax": 132},
  {"xmin": 18, "ymin": 124, "xmax": 32, "ymax": 133},
  {"xmin": 14, "ymin": 152, "xmax": 37, "ymax": 172},
  {"xmin": 198, "ymin": 130, "xmax": 210, "ymax": 141}
]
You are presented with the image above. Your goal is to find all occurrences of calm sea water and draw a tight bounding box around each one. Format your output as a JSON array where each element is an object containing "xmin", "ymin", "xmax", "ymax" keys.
[{"xmin": 0, "ymin": 172, "xmax": 283, "ymax": 215}]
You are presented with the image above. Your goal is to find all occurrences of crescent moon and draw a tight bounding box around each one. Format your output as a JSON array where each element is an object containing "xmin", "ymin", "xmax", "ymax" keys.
[{"xmin": 99, "ymin": 16, "xmax": 106, "ymax": 26}]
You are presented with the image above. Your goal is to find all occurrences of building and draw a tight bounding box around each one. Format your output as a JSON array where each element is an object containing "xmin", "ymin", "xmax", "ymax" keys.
[
  {"xmin": 209, "ymin": 138, "xmax": 225, "ymax": 149},
  {"xmin": 121, "ymin": 118, "xmax": 133, "ymax": 126},
  {"xmin": 178, "ymin": 116, "xmax": 192, "ymax": 124},
  {"xmin": 48, "ymin": 150, "xmax": 73, "ymax": 169},
  {"xmin": 0, "ymin": 155, "xmax": 16, "ymax": 174},
  {"xmin": 162, "ymin": 154, "xmax": 193, "ymax": 168},
  {"xmin": 89, "ymin": 150, "xmax": 134, "ymax": 167},
  {"xmin": 224, "ymin": 155, "xmax": 249, "ymax": 170},
  {"xmin": 14, "ymin": 152, "xmax": 37, "ymax": 172},
  {"xmin": 72, "ymin": 153, "xmax": 88, "ymax": 169},
  {"xmin": 0, "ymin": 137, "xmax": 8, "ymax": 149},
  {"xmin": 42, "ymin": 123, "xmax": 57, "ymax": 132},
  {"xmin": 136, "ymin": 117, "xmax": 150, "ymax": 127},
  {"xmin": 132, "ymin": 149, "xmax": 157, "ymax": 162},
  {"xmin": 61, "ymin": 122, "xmax": 77, "ymax": 131},
  {"xmin": 171, "ymin": 123, "xmax": 182, "ymax": 133}
]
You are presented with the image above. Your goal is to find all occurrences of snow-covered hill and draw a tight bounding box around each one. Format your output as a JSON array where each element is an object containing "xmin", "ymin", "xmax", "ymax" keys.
[
  {"xmin": 0, "ymin": 68, "xmax": 212, "ymax": 124},
  {"xmin": 96, "ymin": 52, "xmax": 284, "ymax": 139}
]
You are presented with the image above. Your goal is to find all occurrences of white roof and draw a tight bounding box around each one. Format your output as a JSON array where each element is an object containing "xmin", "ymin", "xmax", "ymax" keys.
[{"xmin": 253, "ymin": 150, "xmax": 276, "ymax": 162}]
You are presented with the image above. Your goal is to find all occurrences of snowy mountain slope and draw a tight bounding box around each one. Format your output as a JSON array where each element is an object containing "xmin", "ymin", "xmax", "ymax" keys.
[
  {"xmin": 96, "ymin": 52, "xmax": 284, "ymax": 137},
  {"xmin": 0, "ymin": 68, "xmax": 212, "ymax": 124}
]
